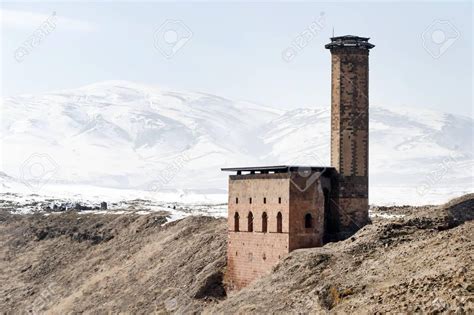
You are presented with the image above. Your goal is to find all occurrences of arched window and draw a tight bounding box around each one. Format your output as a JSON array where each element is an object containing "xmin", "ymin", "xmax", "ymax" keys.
[
  {"xmin": 305, "ymin": 213, "xmax": 313, "ymax": 228},
  {"xmin": 262, "ymin": 212, "xmax": 268, "ymax": 233},
  {"xmin": 276, "ymin": 212, "xmax": 282, "ymax": 233},
  {"xmin": 248, "ymin": 212, "xmax": 254, "ymax": 232},
  {"xmin": 234, "ymin": 212, "xmax": 240, "ymax": 231}
]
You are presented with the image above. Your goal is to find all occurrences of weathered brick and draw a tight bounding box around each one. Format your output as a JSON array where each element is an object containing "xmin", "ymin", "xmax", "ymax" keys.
[{"xmin": 224, "ymin": 36, "xmax": 374, "ymax": 289}]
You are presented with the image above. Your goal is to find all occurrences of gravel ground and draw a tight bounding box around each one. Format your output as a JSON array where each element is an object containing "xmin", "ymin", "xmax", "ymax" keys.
[{"xmin": 0, "ymin": 194, "xmax": 472, "ymax": 313}]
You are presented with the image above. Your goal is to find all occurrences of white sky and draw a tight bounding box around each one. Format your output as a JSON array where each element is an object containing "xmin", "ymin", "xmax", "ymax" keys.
[{"xmin": 1, "ymin": 1, "xmax": 472, "ymax": 116}]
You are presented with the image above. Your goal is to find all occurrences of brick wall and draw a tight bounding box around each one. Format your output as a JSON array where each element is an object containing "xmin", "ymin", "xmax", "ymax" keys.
[
  {"xmin": 329, "ymin": 47, "xmax": 370, "ymax": 235},
  {"xmin": 335, "ymin": 197, "xmax": 369, "ymax": 234},
  {"xmin": 288, "ymin": 173, "xmax": 327, "ymax": 250},
  {"xmin": 226, "ymin": 174, "xmax": 291, "ymax": 289},
  {"xmin": 227, "ymin": 232, "xmax": 289, "ymax": 289},
  {"xmin": 227, "ymin": 173, "xmax": 290, "ymax": 233},
  {"xmin": 226, "ymin": 171, "xmax": 335, "ymax": 288}
]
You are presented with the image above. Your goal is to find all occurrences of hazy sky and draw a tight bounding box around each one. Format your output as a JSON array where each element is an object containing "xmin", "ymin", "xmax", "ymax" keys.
[{"xmin": 1, "ymin": 1, "xmax": 472, "ymax": 116}]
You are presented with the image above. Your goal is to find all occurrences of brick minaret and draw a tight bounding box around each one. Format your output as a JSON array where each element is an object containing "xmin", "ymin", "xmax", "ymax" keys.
[{"xmin": 325, "ymin": 35, "xmax": 374, "ymax": 236}]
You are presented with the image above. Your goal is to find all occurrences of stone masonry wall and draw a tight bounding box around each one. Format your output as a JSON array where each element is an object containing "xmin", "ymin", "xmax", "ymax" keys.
[
  {"xmin": 227, "ymin": 232, "xmax": 289, "ymax": 289},
  {"xmin": 226, "ymin": 174, "xmax": 291, "ymax": 289},
  {"xmin": 330, "ymin": 47, "xmax": 370, "ymax": 234},
  {"xmin": 288, "ymin": 173, "xmax": 326, "ymax": 250}
]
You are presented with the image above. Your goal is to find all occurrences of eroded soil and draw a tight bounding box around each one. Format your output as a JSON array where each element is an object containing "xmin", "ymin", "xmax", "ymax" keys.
[{"xmin": 1, "ymin": 194, "xmax": 473, "ymax": 313}]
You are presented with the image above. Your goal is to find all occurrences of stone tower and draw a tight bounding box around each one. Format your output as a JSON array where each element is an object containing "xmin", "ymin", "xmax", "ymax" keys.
[
  {"xmin": 325, "ymin": 35, "xmax": 374, "ymax": 237},
  {"xmin": 222, "ymin": 166, "xmax": 335, "ymax": 289}
]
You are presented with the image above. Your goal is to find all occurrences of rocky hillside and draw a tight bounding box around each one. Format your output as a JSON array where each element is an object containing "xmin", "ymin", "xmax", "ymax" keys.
[
  {"xmin": 0, "ymin": 214, "xmax": 227, "ymax": 313},
  {"xmin": 213, "ymin": 194, "xmax": 474, "ymax": 313},
  {"xmin": 1, "ymin": 194, "xmax": 473, "ymax": 313}
]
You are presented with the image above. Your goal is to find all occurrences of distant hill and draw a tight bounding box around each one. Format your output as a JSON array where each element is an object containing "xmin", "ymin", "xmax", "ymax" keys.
[{"xmin": 1, "ymin": 81, "xmax": 472, "ymax": 204}]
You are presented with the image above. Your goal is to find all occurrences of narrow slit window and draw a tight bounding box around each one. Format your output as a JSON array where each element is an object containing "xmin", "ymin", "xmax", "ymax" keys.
[
  {"xmin": 263, "ymin": 197, "xmax": 266, "ymax": 204},
  {"xmin": 249, "ymin": 197, "xmax": 252, "ymax": 204},
  {"xmin": 305, "ymin": 213, "xmax": 313, "ymax": 229},
  {"xmin": 248, "ymin": 212, "xmax": 254, "ymax": 232},
  {"xmin": 278, "ymin": 197, "xmax": 282, "ymax": 204},
  {"xmin": 234, "ymin": 212, "xmax": 240, "ymax": 231},
  {"xmin": 236, "ymin": 197, "xmax": 239, "ymax": 204},
  {"xmin": 262, "ymin": 212, "xmax": 268, "ymax": 233},
  {"xmin": 277, "ymin": 212, "xmax": 282, "ymax": 233}
]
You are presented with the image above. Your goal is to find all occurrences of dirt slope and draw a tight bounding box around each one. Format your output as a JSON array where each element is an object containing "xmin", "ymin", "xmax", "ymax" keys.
[
  {"xmin": 0, "ymin": 213, "xmax": 227, "ymax": 313},
  {"xmin": 212, "ymin": 194, "xmax": 474, "ymax": 314},
  {"xmin": 0, "ymin": 194, "xmax": 473, "ymax": 314}
]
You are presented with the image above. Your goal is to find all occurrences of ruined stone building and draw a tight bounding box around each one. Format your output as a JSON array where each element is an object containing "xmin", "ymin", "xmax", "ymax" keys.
[{"xmin": 222, "ymin": 35, "xmax": 375, "ymax": 289}]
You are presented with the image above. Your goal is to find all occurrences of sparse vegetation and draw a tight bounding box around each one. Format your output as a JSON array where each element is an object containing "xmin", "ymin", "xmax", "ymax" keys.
[{"xmin": 1, "ymin": 194, "xmax": 473, "ymax": 313}]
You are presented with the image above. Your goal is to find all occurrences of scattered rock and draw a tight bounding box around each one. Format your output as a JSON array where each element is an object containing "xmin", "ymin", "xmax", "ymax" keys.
[{"xmin": 2, "ymin": 194, "xmax": 473, "ymax": 314}]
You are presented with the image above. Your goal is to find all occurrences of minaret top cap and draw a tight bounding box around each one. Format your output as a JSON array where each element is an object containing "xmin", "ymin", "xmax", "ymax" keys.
[{"xmin": 325, "ymin": 35, "xmax": 375, "ymax": 50}]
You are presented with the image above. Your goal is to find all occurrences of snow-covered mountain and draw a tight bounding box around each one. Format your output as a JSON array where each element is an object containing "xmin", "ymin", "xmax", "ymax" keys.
[{"xmin": 1, "ymin": 81, "xmax": 472, "ymax": 204}]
